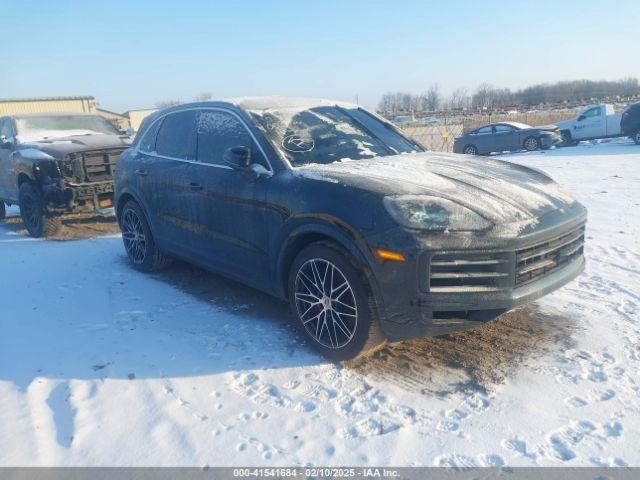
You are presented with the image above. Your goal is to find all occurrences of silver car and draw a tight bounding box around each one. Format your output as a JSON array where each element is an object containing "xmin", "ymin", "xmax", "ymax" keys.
[{"xmin": 453, "ymin": 122, "xmax": 562, "ymax": 155}]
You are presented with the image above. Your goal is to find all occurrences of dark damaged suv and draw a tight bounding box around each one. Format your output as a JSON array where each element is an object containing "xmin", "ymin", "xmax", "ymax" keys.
[
  {"xmin": 115, "ymin": 98, "xmax": 587, "ymax": 360},
  {"xmin": 0, "ymin": 113, "xmax": 130, "ymax": 237}
]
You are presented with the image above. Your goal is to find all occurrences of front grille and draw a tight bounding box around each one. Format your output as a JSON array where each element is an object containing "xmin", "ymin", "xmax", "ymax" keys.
[
  {"xmin": 66, "ymin": 148, "xmax": 124, "ymax": 182},
  {"xmin": 429, "ymin": 253, "xmax": 511, "ymax": 292},
  {"xmin": 428, "ymin": 224, "xmax": 586, "ymax": 292},
  {"xmin": 515, "ymin": 225, "xmax": 585, "ymax": 286}
]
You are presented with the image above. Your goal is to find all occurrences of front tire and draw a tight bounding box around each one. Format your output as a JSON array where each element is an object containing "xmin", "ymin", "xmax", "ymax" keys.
[
  {"xmin": 463, "ymin": 144, "xmax": 478, "ymax": 155},
  {"xmin": 0, "ymin": 202, "xmax": 5, "ymax": 221},
  {"xmin": 633, "ymin": 130, "xmax": 640, "ymax": 145},
  {"xmin": 288, "ymin": 242, "xmax": 385, "ymax": 360},
  {"xmin": 19, "ymin": 183, "xmax": 61, "ymax": 237},
  {"xmin": 523, "ymin": 136, "xmax": 540, "ymax": 151},
  {"xmin": 119, "ymin": 200, "xmax": 172, "ymax": 272}
]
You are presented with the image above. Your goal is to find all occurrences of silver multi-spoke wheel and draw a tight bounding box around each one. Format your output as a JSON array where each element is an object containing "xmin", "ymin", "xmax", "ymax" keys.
[
  {"xmin": 121, "ymin": 208, "xmax": 147, "ymax": 264},
  {"xmin": 524, "ymin": 137, "xmax": 539, "ymax": 151},
  {"xmin": 463, "ymin": 145, "xmax": 477, "ymax": 155},
  {"xmin": 294, "ymin": 258, "xmax": 358, "ymax": 349}
]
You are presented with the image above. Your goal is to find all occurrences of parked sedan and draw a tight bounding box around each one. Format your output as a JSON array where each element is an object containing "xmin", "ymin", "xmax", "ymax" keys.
[
  {"xmin": 115, "ymin": 98, "xmax": 586, "ymax": 360},
  {"xmin": 453, "ymin": 122, "xmax": 562, "ymax": 155}
]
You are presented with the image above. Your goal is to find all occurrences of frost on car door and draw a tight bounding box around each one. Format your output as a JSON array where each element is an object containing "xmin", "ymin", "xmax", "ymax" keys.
[
  {"xmin": 138, "ymin": 109, "xmax": 198, "ymax": 251},
  {"xmin": 187, "ymin": 109, "xmax": 272, "ymax": 285}
]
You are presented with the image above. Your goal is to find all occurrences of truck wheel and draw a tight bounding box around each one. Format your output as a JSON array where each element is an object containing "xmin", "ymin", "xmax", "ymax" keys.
[
  {"xmin": 0, "ymin": 202, "xmax": 5, "ymax": 221},
  {"xmin": 523, "ymin": 136, "xmax": 540, "ymax": 151},
  {"xmin": 19, "ymin": 183, "xmax": 61, "ymax": 237},
  {"xmin": 560, "ymin": 130, "xmax": 577, "ymax": 147},
  {"xmin": 633, "ymin": 130, "xmax": 640, "ymax": 145},
  {"xmin": 288, "ymin": 241, "xmax": 385, "ymax": 361},
  {"xmin": 120, "ymin": 200, "xmax": 172, "ymax": 272},
  {"xmin": 463, "ymin": 144, "xmax": 478, "ymax": 155}
]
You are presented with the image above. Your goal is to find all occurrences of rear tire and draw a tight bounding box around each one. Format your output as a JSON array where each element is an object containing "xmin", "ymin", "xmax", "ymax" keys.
[
  {"xmin": 633, "ymin": 130, "xmax": 640, "ymax": 145},
  {"xmin": 19, "ymin": 183, "xmax": 61, "ymax": 237},
  {"xmin": 463, "ymin": 144, "xmax": 478, "ymax": 155},
  {"xmin": 119, "ymin": 200, "xmax": 172, "ymax": 272},
  {"xmin": 0, "ymin": 202, "xmax": 5, "ymax": 221},
  {"xmin": 288, "ymin": 241, "xmax": 385, "ymax": 360},
  {"xmin": 523, "ymin": 136, "xmax": 540, "ymax": 151}
]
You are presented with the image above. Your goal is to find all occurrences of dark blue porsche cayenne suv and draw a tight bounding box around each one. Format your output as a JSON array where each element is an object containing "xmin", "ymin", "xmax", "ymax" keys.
[{"xmin": 114, "ymin": 97, "xmax": 587, "ymax": 359}]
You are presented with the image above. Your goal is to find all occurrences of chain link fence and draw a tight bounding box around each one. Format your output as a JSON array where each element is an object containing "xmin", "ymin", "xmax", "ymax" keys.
[{"xmin": 396, "ymin": 111, "xmax": 578, "ymax": 152}]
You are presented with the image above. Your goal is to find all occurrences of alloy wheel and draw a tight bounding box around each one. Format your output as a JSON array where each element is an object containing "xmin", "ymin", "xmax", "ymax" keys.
[
  {"xmin": 634, "ymin": 131, "xmax": 640, "ymax": 145},
  {"xmin": 121, "ymin": 208, "xmax": 147, "ymax": 264},
  {"xmin": 464, "ymin": 145, "xmax": 477, "ymax": 155},
  {"xmin": 294, "ymin": 258, "xmax": 358, "ymax": 349},
  {"xmin": 524, "ymin": 137, "xmax": 538, "ymax": 151}
]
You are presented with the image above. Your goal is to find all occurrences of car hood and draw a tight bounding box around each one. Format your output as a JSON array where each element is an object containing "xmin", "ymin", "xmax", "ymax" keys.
[
  {"xmin": 533, "ymin": 124, "xmax": 560, "ymax": 132},
  {"xmin": 296, "ymin": 152, "xmax": 583, "ymax": 236},
  {"xmin": 17, "ymin": 134, "xmax": 131, "ymax": 157}
]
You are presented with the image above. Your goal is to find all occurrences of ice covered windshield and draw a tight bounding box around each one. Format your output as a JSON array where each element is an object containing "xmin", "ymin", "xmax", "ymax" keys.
[
  {"xmin": 15, "ymin": 115, "xmax": 120, "ymax": 142},
  {"xmin": 249, "ymin": 105, "xmax": 423, "ymax": 167}
]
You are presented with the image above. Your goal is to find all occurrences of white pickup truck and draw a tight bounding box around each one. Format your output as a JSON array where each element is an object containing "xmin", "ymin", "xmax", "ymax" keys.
[{"xmin": 555, "ymin": 103, "xmax": 623, "ymax": 145}]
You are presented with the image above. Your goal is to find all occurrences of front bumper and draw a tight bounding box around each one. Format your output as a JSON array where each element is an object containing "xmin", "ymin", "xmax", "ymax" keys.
[
  {"xmin": 42, "ymin": 180, "xmax": 115, "ymax": 213},
  {"xmin": 364, "ymin": 214, "xmax": 587, "ymax": 342},
  {"xmin": 540, "ymin": 134, "xmax": 562, "ymax": 148}
]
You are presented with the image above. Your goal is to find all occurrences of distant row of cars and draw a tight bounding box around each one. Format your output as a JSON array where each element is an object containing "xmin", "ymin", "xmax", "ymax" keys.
[{"xmin": 453, "ymin": 102, "xmax": 640, "ymax": 155}]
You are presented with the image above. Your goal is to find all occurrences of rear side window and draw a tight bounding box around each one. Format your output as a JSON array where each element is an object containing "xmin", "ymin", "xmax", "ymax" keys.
[
  {"xmin": 155, "ymin": 110, "xmax": 197, "ymax": 159},
  {"xmin": 139, "ymin": 118, "xmax": 162, "ymax": 153},
  {"xmin": 196, "ymin": 110, "xmax": 265, "ymax": 166},
  {"xmin": 494, "ymin": 125, "xmax": 515, "ymax": 133},
  {"xmin": 475, "ymin": 126, "xmax": 493, "ymax": 135}
]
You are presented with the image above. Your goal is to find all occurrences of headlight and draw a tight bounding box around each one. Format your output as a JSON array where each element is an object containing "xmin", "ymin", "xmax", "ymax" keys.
[{"xmin": 383, "ymin": 195, "xmax": 492, "ymax": 231}]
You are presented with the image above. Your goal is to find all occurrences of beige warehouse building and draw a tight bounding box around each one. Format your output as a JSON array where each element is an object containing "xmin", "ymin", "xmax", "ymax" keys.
[
  {"xmin": 0, "ymin": 96, "xmax": 157, "ymax": 133},
  {"xmin": 0, "ymin": 96, "xmax": 97, "ymax": 115}
]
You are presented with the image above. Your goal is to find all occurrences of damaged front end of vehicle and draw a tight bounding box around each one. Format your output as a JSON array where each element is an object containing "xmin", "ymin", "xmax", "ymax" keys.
[{"xmin": 29, "ymin": 148, "xmax": 124, "ymax": 214}]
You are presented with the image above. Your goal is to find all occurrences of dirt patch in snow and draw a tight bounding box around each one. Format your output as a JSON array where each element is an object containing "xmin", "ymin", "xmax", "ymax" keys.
[
  {"xmin": 345, "ymin": 305, "xmax": 578, "ymax": 395},
  {"xmin": 2, "ymin": 212, "xmax": 120, "ymax": 240}
]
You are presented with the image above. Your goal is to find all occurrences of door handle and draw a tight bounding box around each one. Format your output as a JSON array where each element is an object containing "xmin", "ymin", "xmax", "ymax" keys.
[
  {"xmin": 135, "ymin": 169, "xmax": 148, "ymax": 176},
  {"xmin": 188, "ymin": 182, "xmax": 203, "ymax": 191}
]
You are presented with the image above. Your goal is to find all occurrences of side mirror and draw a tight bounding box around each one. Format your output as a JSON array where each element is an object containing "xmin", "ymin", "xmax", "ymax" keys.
[
  {"xmin": 577, "ymin": 115, "xmax": 585, "ymax": 121},
  {"xmin": 224, "ymin": 146, "xmax": 251, "ymax": 170},
  {"xmin": 121, "ymin": 127, "xmax": 134, "ymax": 137},
  {"xmin": 0, "ymin": 135, "xmax": 12, "ymax": 149}
]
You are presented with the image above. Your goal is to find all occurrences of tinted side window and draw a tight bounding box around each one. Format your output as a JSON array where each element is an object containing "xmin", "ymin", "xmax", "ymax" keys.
[
  {"xmin": 583, "ymin": 107, "xmax": 600, "ymax": 118},
  {"xmin": 476, "ymin": 126, "xmax": 494, "ymax": 134},
  {"xmin": 196, "ymin": 110, "xmax": 264, "ymax": 166},
  {"xmin": 494, "ymin": 125, "xmax": 514, "ymax": 133},
  {"xmin": 139, "ymin": 118, "xmax": 163, "ymax": 153},
  {"xmin": 156, "ymin": 110, "xmax": 197, "ymax": 159}
]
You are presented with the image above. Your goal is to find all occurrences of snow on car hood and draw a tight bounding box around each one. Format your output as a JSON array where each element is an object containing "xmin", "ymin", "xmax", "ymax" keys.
[{"xmin": 296, "ymin": 152, "xmax": 581, "ymax": 235}]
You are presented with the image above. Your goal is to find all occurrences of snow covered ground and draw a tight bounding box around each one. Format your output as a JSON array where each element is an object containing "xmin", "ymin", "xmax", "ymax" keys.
[{"xmin": 0, "ymin": 139, "xmax": 638, "ymax": 467}]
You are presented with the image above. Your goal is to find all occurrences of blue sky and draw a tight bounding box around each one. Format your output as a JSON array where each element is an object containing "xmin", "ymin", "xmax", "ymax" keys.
[{"xmin": 2, "ymin": 0, "xmax": 638, "ymax": 112}]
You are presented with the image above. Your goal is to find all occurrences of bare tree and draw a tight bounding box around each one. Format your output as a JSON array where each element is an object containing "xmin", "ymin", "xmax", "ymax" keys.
[
  {"xmin": 448, "ymin": 87, "xmax": 469, "ymax": 110},
  {"xmin": 155, "ymin": 99, "xmax": 182, "ymax": 108},
  {"xmin": 425, "ymin": 84, "xmax": 440, "ymax": 111},
  {"xmin": 194, "ymin": 92, "xmax": 213, "ymax": 101}
]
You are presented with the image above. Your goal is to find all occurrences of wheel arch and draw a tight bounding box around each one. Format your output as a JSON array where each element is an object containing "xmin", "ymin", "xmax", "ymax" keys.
[
  {"xmin": 114, "ymin": 189, "xmax": 161, "ymax": 242},
  {"xmin": 17, "ymin": 173, "xmax": 33, "ymax": 187},
  {"xmin": 274, "ymin": 220, "xmax": 376, "ymax": 301}
]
